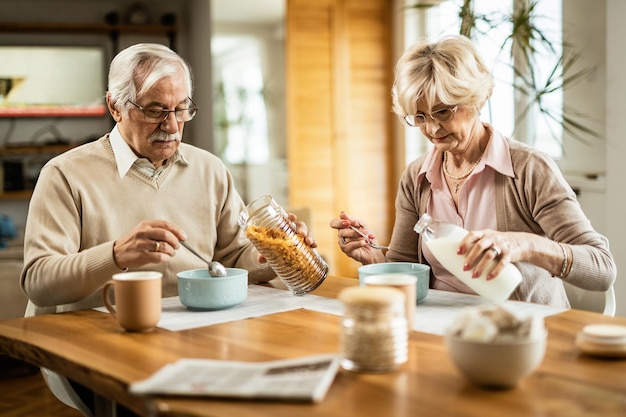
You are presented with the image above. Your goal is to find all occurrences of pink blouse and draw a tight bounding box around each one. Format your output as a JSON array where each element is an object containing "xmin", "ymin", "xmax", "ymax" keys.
[{"xmin": 418, "ymin": 124, "xmax": 515, "ymax": 293}]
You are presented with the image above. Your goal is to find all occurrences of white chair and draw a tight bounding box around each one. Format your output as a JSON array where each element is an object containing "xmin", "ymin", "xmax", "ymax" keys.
[
  {"xmin": 41, "ymin": 368, "xmax": 94, "ymax": 417},
  {"xmin": 42, "ymin": 368, "xmax": 118, "ymax": 416},
  {"xmin": 563, "ymin": 282, "xmax": 616, "ymax": 316}
]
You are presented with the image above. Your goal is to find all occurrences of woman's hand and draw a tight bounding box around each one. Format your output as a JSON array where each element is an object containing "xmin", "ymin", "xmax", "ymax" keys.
[
  {"xmin": 330, "ymin": 211, "xmax": 386, "ymax": 265},
  {"xmin": 457, "ymin": 230, "xmax": 534, "ymax": 280},
  {"xmin": 458, "ymin": 229, "xmax": 567, "ymax": 280}
]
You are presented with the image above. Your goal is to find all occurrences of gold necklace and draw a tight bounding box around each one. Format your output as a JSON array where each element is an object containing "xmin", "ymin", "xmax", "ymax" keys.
[{"xmin": 443, "ymin": 152, "xmax": 482, "ymax": 193}]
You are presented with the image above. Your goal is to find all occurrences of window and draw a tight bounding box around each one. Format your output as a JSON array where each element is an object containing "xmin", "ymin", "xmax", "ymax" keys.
[
  {"xmin": 403, "ymin": 0, "xmax": 563, "ymax": 162},
  {"xmin": 212, "ymin": 35, "xmax": 270, "ymax": 165}
]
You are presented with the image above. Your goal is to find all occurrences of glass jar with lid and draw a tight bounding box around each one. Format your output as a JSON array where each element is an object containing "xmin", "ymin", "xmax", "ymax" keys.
[{"xmin": 338, "ymin": 286, "xmax": 408, "ymax": 372}]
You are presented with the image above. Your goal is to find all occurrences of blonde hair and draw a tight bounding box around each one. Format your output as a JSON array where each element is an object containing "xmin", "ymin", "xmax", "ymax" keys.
[{"xmin": 391, "ymin": 35, "xmax": 493, "ymax": 118}]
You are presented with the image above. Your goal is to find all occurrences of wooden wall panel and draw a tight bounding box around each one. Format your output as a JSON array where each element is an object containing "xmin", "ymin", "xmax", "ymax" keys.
[{"xmin": 287, "ymin": 0, "xmax": 394, "ymax": 277}]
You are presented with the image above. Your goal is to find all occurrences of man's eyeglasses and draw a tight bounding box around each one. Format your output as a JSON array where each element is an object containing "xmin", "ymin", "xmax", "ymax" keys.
[
  {"xmin": 404, "ymin": 106, "xmax": 458, "ymax": 127},
  {"xmin": 128, "ymin": 98, "xmax": 199, "ymax": 123}
]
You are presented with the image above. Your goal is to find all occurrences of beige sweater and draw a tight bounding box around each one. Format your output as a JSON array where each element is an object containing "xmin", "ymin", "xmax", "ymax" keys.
[
  {"xmin": 21, "ymin": 136, "xmax": 274, "ymax": 315},
  {"xmin": 387, "ymin": 138, "xmax": 616, "ymax": 307}
]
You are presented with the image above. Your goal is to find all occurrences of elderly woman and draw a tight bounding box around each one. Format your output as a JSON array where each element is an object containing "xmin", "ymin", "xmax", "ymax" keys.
[{"xmin": 330, "ymin": 35, "xmax": 615, "ymax": 307}]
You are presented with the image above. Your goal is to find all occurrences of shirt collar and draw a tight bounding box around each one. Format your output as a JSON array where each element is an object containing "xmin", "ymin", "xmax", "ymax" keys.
[
  {"xmin": 419, "ymin": 123, "xmax": 515, "ymax": 182},
  {"xmin": 110, "ymin": 125, "xmax": 139, "ymax": 178},
  {"xmin": 109, "ymin": 124, "xmax": 189, "ymax": 178},
  {"xmin": 481, "ymin": 124, "xmax": 515, "ymax": 177}
]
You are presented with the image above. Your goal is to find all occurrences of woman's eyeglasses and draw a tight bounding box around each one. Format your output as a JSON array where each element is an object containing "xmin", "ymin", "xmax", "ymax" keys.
[{"xmin": 404, "ymin": 106, "xmax": 458, "ymax": 127}]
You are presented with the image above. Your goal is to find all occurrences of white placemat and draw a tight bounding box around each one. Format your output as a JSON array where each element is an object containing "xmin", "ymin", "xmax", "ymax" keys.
[{"xmin": 96, "ymin": 284, "xmax": 565, "ymax": 335}]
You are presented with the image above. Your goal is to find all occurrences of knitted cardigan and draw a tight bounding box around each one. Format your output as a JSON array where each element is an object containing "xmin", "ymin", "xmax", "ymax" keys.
[{"xmin": 386, "ymin": 137, "xmax": 615, "ymax": 308}]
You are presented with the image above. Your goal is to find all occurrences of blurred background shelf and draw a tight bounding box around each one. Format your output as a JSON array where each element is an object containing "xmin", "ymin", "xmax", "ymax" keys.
[
  {"xmin": 0, "ymin": 143, "xmax": 75, "ymax": 156},
  {"xmin": 0, "ymin": 21, "xmax": 177, "ymax": 51},
  {"xmin": 0, "ymin": 143, "xmax": 76, "ymax": 200},
  {"xmin": 0, "ymin": 190, "xmax": 33, "ymax": 201},
  {"xmin": 0, "ymin": 22, "xmax": 176, "ymax": 34}
]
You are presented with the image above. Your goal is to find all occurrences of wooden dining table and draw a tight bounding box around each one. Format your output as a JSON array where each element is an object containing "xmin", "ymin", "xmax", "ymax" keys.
[{"xmin": 0, "ymin": 275, "xmax": 625, "ymax": 417}]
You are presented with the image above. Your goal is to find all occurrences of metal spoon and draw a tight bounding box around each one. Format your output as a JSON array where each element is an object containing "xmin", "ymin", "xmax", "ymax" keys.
[
  {"xmin": 179, "ymin": 241, "xmax": 228, "ymax": 277},
  {"xmin": 349, "ymin": 226, "xmax": 389, "ymax": 250}
]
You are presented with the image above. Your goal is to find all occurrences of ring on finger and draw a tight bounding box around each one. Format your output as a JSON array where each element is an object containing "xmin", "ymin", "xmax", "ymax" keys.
[
  {"xmin": 154, "ymin": 241, "xmax": 161, "ymax": 252},
  {"xmin": 490, "ymin": 246, "xmax": 501, "ymax": 258}
]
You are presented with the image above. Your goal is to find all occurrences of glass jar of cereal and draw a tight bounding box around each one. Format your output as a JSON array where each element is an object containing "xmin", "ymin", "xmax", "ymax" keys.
[{"xmin": 238, "ymin": 195, "xmax": 328, "ymax": 295}]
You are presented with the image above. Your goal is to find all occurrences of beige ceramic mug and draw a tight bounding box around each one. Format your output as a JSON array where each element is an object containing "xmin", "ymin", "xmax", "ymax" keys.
[
  {"xmin": 102, "ymin": 271, "xmax": 162, "ymax": 332},
  {"xmin": 364, "ymin": 274, "xmax": 417, "ymax": 331}
]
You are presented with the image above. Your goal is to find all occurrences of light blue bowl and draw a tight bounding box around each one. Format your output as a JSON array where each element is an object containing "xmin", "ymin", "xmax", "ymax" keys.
[
  {"xmin": 358, "ymin": 262, "xmax": 431, "ymax": 303},
  {"xmin": 177, "ymin": 268, "xmax": 248, "ymax": 311}
]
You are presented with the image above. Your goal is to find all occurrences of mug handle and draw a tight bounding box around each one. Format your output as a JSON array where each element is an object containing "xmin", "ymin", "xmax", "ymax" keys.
[{"xmin": 102, "ymin": 280, "xmax": 117, "ymax": 318}]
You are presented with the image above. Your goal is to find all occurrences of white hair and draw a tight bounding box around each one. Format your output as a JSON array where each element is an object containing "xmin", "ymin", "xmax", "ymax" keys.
[{"xmin": 107, "ymin": 43, "xmax": 193, "ymax": 114}]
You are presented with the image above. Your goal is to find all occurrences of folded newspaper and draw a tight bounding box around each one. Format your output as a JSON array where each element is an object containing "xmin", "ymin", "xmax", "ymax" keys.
[{"xmin": 129, "ymin": 353, "xmax": 341, "ymax": 403}]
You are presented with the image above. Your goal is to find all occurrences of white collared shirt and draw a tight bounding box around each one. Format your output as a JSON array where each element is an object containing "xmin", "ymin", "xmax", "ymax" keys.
[{"xmin": 109, "ymin": 125, "xmax": 187, "ymax": 179}]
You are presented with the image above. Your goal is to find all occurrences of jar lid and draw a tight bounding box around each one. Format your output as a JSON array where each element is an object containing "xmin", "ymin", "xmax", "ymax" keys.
[
  {"xmin": 338, "ymin": 286, "xmax": 404, "ymax": 308},
  {"xmin": 575, "ymin": 323, "xmax": 626, "ymax": 358},
  {"xmin": 579, "ymin": 324, "xmax": 626, "ymax": 344}
]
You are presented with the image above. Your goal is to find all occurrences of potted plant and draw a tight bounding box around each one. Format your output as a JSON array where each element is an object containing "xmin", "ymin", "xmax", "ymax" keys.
[{"xmin": 407, "ymin": 0, "xmax": 598, "ymax": 146}]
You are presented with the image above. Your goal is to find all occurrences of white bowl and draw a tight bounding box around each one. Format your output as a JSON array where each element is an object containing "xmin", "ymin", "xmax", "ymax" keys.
[
  {"xmin": 177, "ymin": 268, "xmax": 248, "ymax": 311},
  {"xmin": 445, "ymin": 331, "xmax": 547, "ymax": 389}
]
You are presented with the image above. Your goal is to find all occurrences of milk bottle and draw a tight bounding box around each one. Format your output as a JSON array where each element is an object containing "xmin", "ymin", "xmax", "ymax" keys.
[{"xmin": 413, "ymin": 214, "xmax": 522, "ymax": 303}]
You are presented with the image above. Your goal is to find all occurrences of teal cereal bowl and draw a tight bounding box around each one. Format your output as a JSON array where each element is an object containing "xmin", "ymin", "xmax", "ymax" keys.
[
  {"xmin": 358, "ymin": 262, "xmax": 430, "ymax": 303},
  {"xmin": 177, "ymin": 268, "xmax": 248, "ymax": 311}
]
